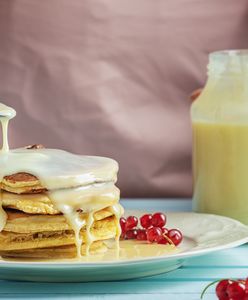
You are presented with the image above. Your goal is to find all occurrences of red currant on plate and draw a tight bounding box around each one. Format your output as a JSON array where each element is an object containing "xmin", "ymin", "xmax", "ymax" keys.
[
  {"xmin": 146, "ymin": 227, "xmax": 162, "ymax": 243},
  {"xmin": 120, "ymin": 217, "xmax": 126, "ymax": 232},
  {"xmin": 125, "ymin": 216, "xmax": 138, "ymax": 231},
  {"xmin": 140, "ymin": 214, "xmax": 152, "ymax": 229},
  {"xmin": 120, "ymin": 212, "xmax": 183, "ymax": 246},
  {"xmin": 151, "ymin": 212, "xmax": 166, "ymax": 228},
  {"xmin": 156, "ymin": 235, "xmax": 169, "ymax": 245},
  {"xmin": 167, "ymin": 229, "xmax": 183, "ymax": 246},
  {"xmin": 125, "ymin": 229, "xmax": 138, "ymax": 239},
  {"xmin": 136, "ymin": 229, "xmax": 147, "ymax": 241}
]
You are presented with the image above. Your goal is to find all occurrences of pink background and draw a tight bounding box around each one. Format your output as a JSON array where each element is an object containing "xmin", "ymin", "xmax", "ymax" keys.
[{"xmin": 0, "ymin": 0, "xmax": 247, "ymax": 197}]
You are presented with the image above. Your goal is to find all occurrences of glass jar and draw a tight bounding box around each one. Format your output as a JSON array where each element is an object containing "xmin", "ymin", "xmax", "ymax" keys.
[{"xmin": 191, "ymin": 50, "xmax": 248, "ymax": 224}]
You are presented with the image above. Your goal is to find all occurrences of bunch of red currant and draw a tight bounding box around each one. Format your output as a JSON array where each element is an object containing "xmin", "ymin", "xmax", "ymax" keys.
[
  {"xmin": 120, "ymin": 212, "xmax": 183, "ymax": 246},
  {"xmin": 202, "ymin": 278, "xmax": 248, "ymax": 300}
]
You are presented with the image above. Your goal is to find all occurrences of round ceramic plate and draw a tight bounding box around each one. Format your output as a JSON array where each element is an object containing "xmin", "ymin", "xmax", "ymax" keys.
[{"xmin": 0, "ymin": 211, "xmax": 247, "ymax": 282}]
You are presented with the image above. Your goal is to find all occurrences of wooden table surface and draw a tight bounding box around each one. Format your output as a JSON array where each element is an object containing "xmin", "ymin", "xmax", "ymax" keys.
[{"xmin": 0, "ymin": 199, "xmax": 247, "ymax": 300}]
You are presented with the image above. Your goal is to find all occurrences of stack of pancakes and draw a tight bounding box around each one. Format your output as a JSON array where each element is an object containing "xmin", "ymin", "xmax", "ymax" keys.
[{"xmin": 0, "ymin": 171, "xmax": 121, "ymax": 259}]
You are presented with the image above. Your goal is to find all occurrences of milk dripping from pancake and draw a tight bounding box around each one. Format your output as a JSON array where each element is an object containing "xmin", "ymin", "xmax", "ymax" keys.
[{"xmin": 0, "ymin": 103, "xmax": 122, "ymax": 257}]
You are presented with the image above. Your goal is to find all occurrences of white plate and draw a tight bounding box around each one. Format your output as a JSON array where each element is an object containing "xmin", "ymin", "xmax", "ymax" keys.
[{"xmin": 0, "ymin": 212, "xmax": 247, "ymax": 282}]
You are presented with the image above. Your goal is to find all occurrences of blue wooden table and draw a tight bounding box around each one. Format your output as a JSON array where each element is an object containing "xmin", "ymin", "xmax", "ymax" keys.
[{"xmin": 0, "ymin": 199, "xmax": 247, "ymax": 300}]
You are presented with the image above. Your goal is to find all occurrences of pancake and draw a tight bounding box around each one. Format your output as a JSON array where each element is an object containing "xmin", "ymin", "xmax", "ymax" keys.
[
  {"xmin": 0, "ymin": 187, "xmax": 122, "ymax": 258},
  {"xmin": 0, "ymin": 179, "xmax": 122, "ymax": 258},
  {"xmin": 1, "ymin": 173, "xmax": 46, "ymax": 194},
  {"xmin": 0, "ymin": 149, "xmax": 119, "ymax": 191},
  {"xmin": 3, "ymin": 209, "xmax": 117, "ymax": 233},
  {"xmin": 1, "ymin": 191, "xmax": 120, "ymax": 216},
  {"xmin": 0, "ymin": 241, "xmax": 107, "ymax": 258},
  {"xmin": 0, "ymin": 215, "xmax": 117, "ymax": 251},
  {"xmin": 2, "ymin": 192, "xmax": 60, "ymax": 214},
  {"xmin": 1, "ymin": 144, "xmax": 46, "ymax": 194}
]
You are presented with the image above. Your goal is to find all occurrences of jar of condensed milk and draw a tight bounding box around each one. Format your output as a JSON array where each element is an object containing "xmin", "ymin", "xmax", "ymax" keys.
[{"xmin": 191, "ymin": 50, "xmax": 248, "ymax": 224}]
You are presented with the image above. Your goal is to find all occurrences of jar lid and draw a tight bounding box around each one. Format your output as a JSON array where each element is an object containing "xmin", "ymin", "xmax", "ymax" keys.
[{"xmin": 208, "ymin": 49, "xmax": 248, "ymax": 76}]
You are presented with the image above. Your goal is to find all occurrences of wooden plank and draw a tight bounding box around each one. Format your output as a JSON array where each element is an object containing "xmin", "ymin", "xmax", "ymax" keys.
[
  {"xmin": 0, "ymin": 294, "xmax": 217, "ymax": 300},
  {"xmin": 140, "ymin": 267, "xmax": 248, "ymax": 280},
  {"xmin": 0, "ymin": 281, "xmax": 216, "ymax": 296}
]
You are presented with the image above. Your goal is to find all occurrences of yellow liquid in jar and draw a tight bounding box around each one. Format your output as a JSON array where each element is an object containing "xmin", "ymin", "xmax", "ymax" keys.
[{"xmin": 193, "ymin": 121, "xmax": 248, "ymax": 224}]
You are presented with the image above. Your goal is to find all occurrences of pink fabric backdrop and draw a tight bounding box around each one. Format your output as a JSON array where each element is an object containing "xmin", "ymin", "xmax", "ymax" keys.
[{"xmin": 0, "ymin": 0, "xmax": 247, "ymax": 197}]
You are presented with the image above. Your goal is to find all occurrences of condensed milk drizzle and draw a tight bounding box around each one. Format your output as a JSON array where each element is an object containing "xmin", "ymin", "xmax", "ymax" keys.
[
  {"xmin": 0, "ymin": 103, "xmax": 122, "ymax": 258},
  {"xmin": 85, "ymin": 211, "xmax": 95, "ymax": 256}
]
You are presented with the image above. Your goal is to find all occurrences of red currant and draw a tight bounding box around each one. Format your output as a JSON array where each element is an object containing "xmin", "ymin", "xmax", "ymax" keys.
[
  {"xmin": 140, "ymin": 214, "xmax": 152, "ymax": 229},
  {"xmin": 136, "ymin": 229, "xmax": 147, "ymax": 241},
  {"xmin": 125, "ymin": 229, "xmax": 138, "ymax": 239},
  {"xmin": 120, "ymin": 217, "xmax": 126, "ymax": 233},
  {"xmin": 227, "ymin": 281, "xmax": 245, "ymax": 300},
  {"xmin": 156, "ymin": 235, "xmax": 169, "ymax": 245},
  {"xmin": 146, "ymin": 227, "xmax": 162, "ymax": 243},
  {"xmin": 245, "ymin": 278, "xmax": 248, "ymax": 292},
  {"xmin": 151, "ymin": 212, "xmax": 166, "ymax": 228},
  {"xmin": 120, "ymin": 212, "xmax": 183, "ymax": 248},
  {"xmin": 167, "ymin": 229, "xmax": 183, "ymax": 246},
  {"xmin": 125, "ymin": 216, "xmax": 138, "ymax": 231},
  {"xmin": 216, "ymin": 280, "xmax": 232, "ymax": 300}
]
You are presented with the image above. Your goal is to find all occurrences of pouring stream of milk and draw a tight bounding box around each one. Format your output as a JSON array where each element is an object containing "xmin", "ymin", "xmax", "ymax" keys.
[
  {"xmin": 0, "ymin": 103, "xmax": 16, "ymax": 152},
  {"xmin": 0, "ymin": 103, "xmax": 16, "ymax": 231}
]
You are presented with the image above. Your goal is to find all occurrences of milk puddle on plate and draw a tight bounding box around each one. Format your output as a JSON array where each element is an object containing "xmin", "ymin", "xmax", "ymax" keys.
[{"xmin": 1, "ymin": 240, "xmax": 179, "ymax": 263}]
